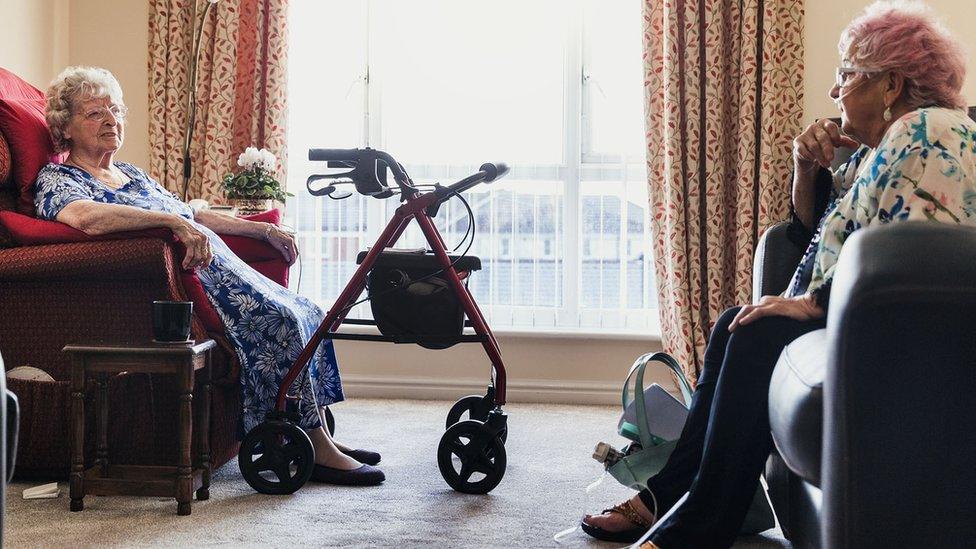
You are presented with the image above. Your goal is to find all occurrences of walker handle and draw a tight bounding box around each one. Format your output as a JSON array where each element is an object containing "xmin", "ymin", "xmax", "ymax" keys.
[
  {"xmin": 479, "ymin": 162, "xmax": 510, "ymax": 183},
  {"xmin": 308, "ymin": 148, "xmax": 360, "ymax": 162}
]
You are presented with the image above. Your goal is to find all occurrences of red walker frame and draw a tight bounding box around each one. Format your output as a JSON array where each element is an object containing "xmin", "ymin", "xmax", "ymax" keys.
[{"xmin": 274, "ymin": 174, "xmax": 508, "ymax": 412}]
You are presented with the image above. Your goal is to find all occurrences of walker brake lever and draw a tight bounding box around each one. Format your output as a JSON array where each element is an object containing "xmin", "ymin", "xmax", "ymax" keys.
[{"xmin": 307, "ymin": 173, "xmax": 355, "ymax": 197}]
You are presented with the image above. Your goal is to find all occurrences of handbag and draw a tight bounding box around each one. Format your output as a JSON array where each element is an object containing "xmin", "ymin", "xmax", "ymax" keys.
[
  {"xmin": 606, "ymin": 352, "xmax": 692, "ymax": 490},
  {"xmin": 605, "ymin": 351, "xmax": 775, "ymax": 534}
]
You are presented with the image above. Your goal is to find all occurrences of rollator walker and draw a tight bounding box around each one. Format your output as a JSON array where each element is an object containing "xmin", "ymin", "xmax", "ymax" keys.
[{"xmin": 238, "ymin": 147, "xmax": 511, "ymax": 495}]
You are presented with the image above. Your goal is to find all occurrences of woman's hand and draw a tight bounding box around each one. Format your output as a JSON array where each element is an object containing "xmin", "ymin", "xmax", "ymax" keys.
[
  {"xmin": 171, "ymin": 218, "xmax": 214, "ymax": 270},
  {"xmin": 793, "ymin": 119, "xmax": 859, "ymax": 172},
  {"xmin": 263, "ymin": 223, "xmax": 298, "ymax": 265},
  {"xmin": 728, "ymin": 294, "xmax": 824, "ymax": 332}
]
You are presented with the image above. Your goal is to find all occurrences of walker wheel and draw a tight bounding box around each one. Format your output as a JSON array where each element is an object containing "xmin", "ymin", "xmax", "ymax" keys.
[
  {"xmin": 239, "ymin": 420, "xmax": 315, "ymax": 495},
  {"xmin": 437, "ymin": 420, "xmax": 506, "ymax": 494},
  {"xmin": 324, "ymin": 406, "xmax": 336, "ymax": 436},
  {"xmin": 445, "ymin": 395, "xmax": 489, "ymax": 427},
  {"xmin": 445, "ymin": 396, "xmax": 507, "ymax": 443}
]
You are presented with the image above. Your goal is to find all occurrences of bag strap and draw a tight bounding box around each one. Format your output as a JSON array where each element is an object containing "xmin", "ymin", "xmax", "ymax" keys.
[{"xmin": 621, "ymin": 352, "xmax": 694, "ymax": 448}]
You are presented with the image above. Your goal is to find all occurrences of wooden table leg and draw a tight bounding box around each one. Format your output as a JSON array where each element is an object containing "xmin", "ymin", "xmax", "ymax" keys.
[
  {"xmin": 177, "ymin": 360, "xmax": 194, "ymax": 516},
  {"xmin": 196, "ymin": 352, "xmax": 212, "ymax": 501},
  {"xmin": 96, "ymin": 375, "xmax": 109, "ymax": 468},
  {"xmin": 70, "ymin": 357, "xmax": 86, "ymax": 512}
]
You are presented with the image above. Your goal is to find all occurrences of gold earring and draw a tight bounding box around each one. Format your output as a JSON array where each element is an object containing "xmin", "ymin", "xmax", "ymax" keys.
[{"xmin": 883, "ymin": 106, "xmax": 892, "ymax": 122}]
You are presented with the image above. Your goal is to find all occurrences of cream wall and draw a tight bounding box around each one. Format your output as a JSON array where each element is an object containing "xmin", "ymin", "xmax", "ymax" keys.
[
  {"xmin": 804, "ymin": 0, "xmax": 976, "ymax": 123},
  {"xmin": 67, "ymin": 0, "xmax": 150, "ymax": 168},
  {"xmin": 0, "ymin": 0, "xmax": 148, "ymax": 167},
  {"xmin": 0, "ymin": 0, "xmax": 69, "ymax": 89}
]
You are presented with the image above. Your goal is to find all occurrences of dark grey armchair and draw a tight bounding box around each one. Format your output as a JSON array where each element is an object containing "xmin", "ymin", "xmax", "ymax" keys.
[
  {"xmin": 0, "ymin": 351, "xmax": 19, "ymax": 544},
  {"xmin": 756, "ymin": 110, "xmax": 976, "ymax": 548}
]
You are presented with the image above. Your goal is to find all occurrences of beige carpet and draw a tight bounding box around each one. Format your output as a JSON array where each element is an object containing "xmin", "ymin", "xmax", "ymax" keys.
[{"xmin": 5, "ymin": 399, "xmax": 790, "ymax": 548}]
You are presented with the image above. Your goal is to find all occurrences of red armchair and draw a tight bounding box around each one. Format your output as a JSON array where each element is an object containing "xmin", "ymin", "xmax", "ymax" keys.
[{"xmin": 0, "ymin": 67, "xmax": 287, "ymax": 478}]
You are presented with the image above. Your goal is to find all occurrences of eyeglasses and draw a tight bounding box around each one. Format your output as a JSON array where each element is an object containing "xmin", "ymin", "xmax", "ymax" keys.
[
  {"xmin": 835, "ymin": 67, "xmax": 879, "ymax": 88},
  {"xmin": 77, "ymin": 104, "xmax": 128, "ymax": 123}
]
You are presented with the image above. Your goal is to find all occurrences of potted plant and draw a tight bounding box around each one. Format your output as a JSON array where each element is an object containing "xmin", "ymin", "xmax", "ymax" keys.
[{"xmin": 221, "ymin": 147, "xmax": 292, "ymax": 214}]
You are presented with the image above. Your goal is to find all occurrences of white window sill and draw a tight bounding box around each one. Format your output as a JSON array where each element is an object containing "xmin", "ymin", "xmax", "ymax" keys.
[{"xmin": 334, "ymin": 322, "xmax": 662, "ymax": 342}]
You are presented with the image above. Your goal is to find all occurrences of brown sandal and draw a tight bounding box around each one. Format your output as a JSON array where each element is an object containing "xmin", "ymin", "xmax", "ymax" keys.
[{"xmin": 580, "ymin": 500, "xmax": 652, "ymax": 543}]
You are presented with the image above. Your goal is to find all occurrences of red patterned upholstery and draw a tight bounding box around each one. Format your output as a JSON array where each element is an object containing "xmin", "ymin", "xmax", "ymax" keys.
[{"xmin": 0, "ymin": 128, "xmax": 10, "ymax": 186}]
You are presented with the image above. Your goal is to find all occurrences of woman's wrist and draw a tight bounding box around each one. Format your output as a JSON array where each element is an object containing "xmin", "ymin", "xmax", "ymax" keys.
[{"xmin": 166, "ymin": 213, "xmax": 190, "ymax": 232}]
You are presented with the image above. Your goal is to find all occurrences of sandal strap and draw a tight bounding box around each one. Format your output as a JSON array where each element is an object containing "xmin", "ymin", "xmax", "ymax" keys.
[{"xmin": 606, "ymin": 500, "xmax": 651, "ymax": 528}]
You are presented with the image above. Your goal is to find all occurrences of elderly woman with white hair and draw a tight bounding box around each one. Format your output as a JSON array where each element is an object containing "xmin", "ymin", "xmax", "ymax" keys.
[
  {"xmin": 582, "ymin": 2, "xmax": 975, "ymax": 547},
  {"xmin": 33, "ymin": 66, "xmax": 384, "ymax": 486}
]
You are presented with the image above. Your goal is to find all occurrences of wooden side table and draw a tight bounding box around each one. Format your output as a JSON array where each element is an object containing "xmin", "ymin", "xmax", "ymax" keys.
[{"xmin": 63, "ymin": 340, "xmax": 215, "ymax": 516}]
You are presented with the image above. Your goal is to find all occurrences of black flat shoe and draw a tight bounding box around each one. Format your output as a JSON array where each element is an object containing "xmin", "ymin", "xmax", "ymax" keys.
[
  {"xmin": 341, "ymin": 448, "xmax": 381, "ymax": 466},
  {"xmin": 580, "ymin": 521, "xmax": 646, "ymax": 544},
  {"xmin": 580, "ymin": 500, "xmax": 651, "ymax": 543},
  {"xmin": 310, "ymin": 464, "xmax": 385, "ymax": 486}
]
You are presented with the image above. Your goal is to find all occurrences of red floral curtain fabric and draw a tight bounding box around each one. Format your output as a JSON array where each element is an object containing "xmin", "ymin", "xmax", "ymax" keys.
[
  {"xmin": 148, "ymin": 0, "xmax": 288, "ymax": 201},
  {"xmin": 642, "ymin": 0, "xmax": 804, "ymax": 382}
]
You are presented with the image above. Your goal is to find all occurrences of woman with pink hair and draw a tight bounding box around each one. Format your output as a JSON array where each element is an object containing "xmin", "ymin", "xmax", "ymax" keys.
[{"xmin": 582, "ymin": 2, "xmax": 975, "ymax": 547}]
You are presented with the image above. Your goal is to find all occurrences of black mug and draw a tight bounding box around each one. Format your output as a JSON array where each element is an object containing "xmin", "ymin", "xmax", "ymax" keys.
[{"xmin": 152, "ymin": 301, "xmax": 193, "ymax": 342}]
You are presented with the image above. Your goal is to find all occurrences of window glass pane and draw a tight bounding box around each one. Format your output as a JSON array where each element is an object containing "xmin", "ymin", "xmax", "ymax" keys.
[
  {"xmin": 583, "ymin": 0, "xmax": 645, "ymax": 158},
  {"xmin": 373, "ymin": 0, "xmax": 566, "ymax": 165},
  {"xmin": 287, "ymin": 0, "xmax": 369, "ymax": 307}
]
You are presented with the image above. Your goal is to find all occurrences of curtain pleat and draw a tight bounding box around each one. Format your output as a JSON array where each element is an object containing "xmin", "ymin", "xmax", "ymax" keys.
[
  {"xmin": 642, "ymin": 0, "xmax": 804, "ymax": 382},
  {"xmin": 148, "ymin": 0, "xmax": 289, "ymax": 202}
]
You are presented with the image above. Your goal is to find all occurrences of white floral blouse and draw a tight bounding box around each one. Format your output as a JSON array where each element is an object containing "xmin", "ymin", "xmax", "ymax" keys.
[{"xmin": 786, "ymin": 107, "xmax": 976, "ymax": 302}]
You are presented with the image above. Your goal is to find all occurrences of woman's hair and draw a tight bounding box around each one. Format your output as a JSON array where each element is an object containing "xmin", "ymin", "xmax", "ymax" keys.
[
  {"xmin": 839, "ymin": 0, "xmax": 967, "ymax": 110},
  {"xmin": 45, "ymin": 66, "xmax": 125, "ymax": 152}
]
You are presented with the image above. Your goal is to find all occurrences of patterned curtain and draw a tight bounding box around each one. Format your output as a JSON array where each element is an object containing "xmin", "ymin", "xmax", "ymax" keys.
[
  {"xmin": 148, "ymin": 0, "xmax": 288, "ymax": 201},
  {"xmin": 642, "ymin": 0, "xmax": 804, "ymax": 383}
]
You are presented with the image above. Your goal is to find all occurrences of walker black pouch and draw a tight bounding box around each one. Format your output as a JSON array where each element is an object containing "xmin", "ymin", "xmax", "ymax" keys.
[{"xmin": 356, "ymin": 250, "xmax": 481, "ymax": 349}]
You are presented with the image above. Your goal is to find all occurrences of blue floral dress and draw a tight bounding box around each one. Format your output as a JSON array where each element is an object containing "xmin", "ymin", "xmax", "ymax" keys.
[
  {"xmin": 787, "ymin": 107, "xmax": 976, "ymax": 299},
  {"xmin": 34, "ymin": 161, "xmax": 343, "ymax": 434}
]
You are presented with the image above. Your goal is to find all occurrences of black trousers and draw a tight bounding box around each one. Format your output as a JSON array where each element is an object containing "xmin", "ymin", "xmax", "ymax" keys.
[{"xmin": 639, "ymin": 306, "xmax": 826, "ymax": 549}]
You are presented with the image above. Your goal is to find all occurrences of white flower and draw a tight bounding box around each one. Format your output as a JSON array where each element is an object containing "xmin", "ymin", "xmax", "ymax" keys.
[
  {"xmin": 260, "ymin": 148, "xmax": 277, "ymax": 172},
  {"xmin": 237, "ymin": 146, "xmax": 262, "ymax": 169},
  {"xmin": 236, "ymin": 146, "xmax": 277, "ymax": 173}
]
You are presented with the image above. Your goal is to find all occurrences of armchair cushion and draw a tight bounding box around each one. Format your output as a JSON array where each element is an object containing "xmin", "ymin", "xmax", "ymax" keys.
[
  {"xmin": 0, "ymin": 68, "xmax": 65, "ymax": 215},
  {"xmin": 0, "ymin": 98, "xmax": 62, "ymax": 215}
]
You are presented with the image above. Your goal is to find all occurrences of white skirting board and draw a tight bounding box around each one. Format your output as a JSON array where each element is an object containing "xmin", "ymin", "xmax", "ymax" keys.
[{"xmin": 340, "ymin": 374, "xmax": 620, "ymax": 405}]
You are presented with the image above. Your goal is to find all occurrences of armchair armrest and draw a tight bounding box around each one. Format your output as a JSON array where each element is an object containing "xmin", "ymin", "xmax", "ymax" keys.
[
  {"xmin": 219, "ymin": 233, "xmax": 289, "ymax": 287},
  {"xmin": 0, "ymin": 238, "xmax": 203, "ymax": 380},
  {"xmin": 0, "ymin": 238, "xmax": 180, "ymax": 282},
  {"xmin": 823, "ymin": 222, "xmax": 976, "ymax": 547},
  {"xmin": 753, "ymin": 221, "xmax": 806, "ymax": 301}
]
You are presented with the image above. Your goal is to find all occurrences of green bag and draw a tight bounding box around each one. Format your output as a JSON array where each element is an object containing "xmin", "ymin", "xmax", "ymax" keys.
[
  {"xmin": 606, "ymin": 351, "xmax": 776, "ymax": 535},
  {"xmin": 607, "ymin": 352, "xmax": 692, "ymax": 490}
]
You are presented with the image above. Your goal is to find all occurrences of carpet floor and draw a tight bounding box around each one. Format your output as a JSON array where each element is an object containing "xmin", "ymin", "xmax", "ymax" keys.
[{"xmin": 5, "ymin": 399, "xmax": 790, "ymax": 548}]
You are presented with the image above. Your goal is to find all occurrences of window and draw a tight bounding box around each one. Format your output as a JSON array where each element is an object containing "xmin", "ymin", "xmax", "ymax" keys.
[{"xmin": 286, "ymin": 0, "xmax": 656, "ymax": 333}]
